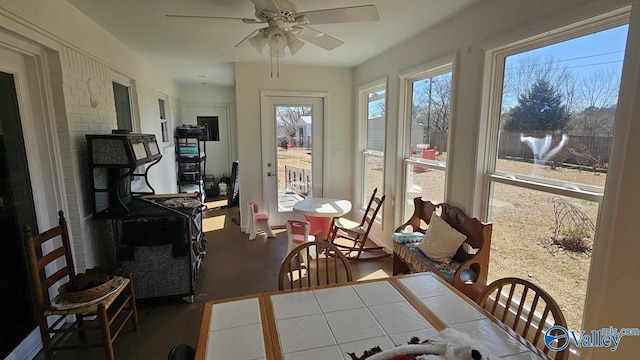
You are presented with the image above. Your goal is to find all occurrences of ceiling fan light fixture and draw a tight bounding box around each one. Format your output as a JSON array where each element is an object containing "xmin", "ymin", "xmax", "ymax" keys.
[
  {"xmin": 268, "ymin": 32, "xmax": 287, "ymax": 53},
  {"xmin": 269, "ymin": 49, "xmax": 286, "ymax": 58},
  {"xmin": 286, "ymin": 32, "xmax": 304, "ymax": 55},
  {"xmin": 249, "ymin": 30, "xmax": 269, "ymax": 53}
]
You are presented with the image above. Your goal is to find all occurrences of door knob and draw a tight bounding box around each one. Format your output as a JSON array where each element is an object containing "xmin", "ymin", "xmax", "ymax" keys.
[{"xmin": 267, "ymin": 172, "xmax": 275, "ymax": 177}]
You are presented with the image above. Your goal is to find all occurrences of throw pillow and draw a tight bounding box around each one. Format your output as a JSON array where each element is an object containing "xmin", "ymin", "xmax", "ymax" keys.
[{"xmin": 417, "ymin": 212, "xmax": 467, "ymax": 262}]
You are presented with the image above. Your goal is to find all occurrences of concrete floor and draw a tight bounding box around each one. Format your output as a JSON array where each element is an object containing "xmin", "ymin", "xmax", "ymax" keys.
[{"xmin": 40, "ymin": 200, "xmax": 393, "ymax": 359}]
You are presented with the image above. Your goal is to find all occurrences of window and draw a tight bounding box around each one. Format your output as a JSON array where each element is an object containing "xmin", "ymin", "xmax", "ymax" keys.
[
  {"xmin": 358, "ymin": 81, "xmax": 386, "ymax": 209},
  {"xmin": 482, "ymin": 14, "xmax": 628, "ymax": 333},
  {"xmin": 399, "ymin": 60, "xmax": 454, "ymax": 220},
  {"xmin": 112, "ymin": 81, "xmax": 133, "ymax": 132},
  {"xmin": 159, "ymin": 97, "xmax": 169, "ymax": 144}
]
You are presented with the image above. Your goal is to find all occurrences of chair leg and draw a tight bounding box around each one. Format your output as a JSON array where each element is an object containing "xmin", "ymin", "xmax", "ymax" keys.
[
  {"xmin": 77, "ymin": 314, "xmax": 88, "ymax": 342},
  {"xmin": 38, "ymin": 319, "xmax": 54, "ymax": 360},
  {"xmin": 264, "ymin": 221, "xmax": 275, "ymax": 238},
  {"xmin": 98, "ymin": 304, "xmax": 115, "ymax": 360},
  {"xmin": 127, "ymin": 281, "xmax": 139, "ymax": 330},
  {"xmin": 249, "ymin": 221, "xmax": 257, "ymax": 240}
]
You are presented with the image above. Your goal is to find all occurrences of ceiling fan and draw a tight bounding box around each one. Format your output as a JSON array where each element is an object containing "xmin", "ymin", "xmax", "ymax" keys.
[{"xmin": 166, "ymin": 0, "xmax": 379, "ymax": 57}]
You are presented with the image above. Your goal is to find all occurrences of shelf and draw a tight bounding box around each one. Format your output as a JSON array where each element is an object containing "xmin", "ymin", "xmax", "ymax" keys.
[
  {"xmin": 176, "ymin": 129, "xmax": 206, "ymax": 195},
  {"xmin": 178, "ymin": 180, "xmax": 203, "ymax": 185},
  {"xmin": 178, "ymin": 156, "xmax": 206, "ymax": 163}
]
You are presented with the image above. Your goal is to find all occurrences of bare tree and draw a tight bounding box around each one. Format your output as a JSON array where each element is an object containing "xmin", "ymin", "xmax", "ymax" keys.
[
  {"xmin": 503, "ymin": 54, "xmax": 575, "ymax": 114},
  {"xmin": 411, "ymin": 72, "xmax": 452, "ymax": 151},
  {"xmin": 567, "ymin": 69, "xmax": 620, "ymax": 136},
  {"xmin": 577, "ymin": 68, "xmax": 620, "ymax": 110},
  {"xmin": 276, "ymin": 106, "xmax": 311, "ymax": 139}
]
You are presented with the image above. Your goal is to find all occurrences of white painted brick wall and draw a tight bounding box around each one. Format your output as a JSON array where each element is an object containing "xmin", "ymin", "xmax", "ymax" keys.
[{"xmin": 51, "ymin": 46, "xmax": 177, "ymax": 271}]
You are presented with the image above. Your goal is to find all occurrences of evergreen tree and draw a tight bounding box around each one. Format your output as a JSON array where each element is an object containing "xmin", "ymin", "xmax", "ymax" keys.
[{"xmin": 504, "ymin": 78, "xmax": 569, "ymax": 131}]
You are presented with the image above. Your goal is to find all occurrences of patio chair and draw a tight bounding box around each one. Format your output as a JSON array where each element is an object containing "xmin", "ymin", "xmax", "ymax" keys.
[
  {"xmin": 279, "ymin": 240, "xmax": 352, "ymax": 290},
  {"xmin": 23, "ymin": 210, "xmax": 138, "ymax": 360},
  {"xmin": 328, "ymin": 188, "xmax": 389, "ymax": 260},
  {"xmin": 246, "ymin": 200, "xmax": 275, "ymax": 240},
  {"xmin": 476, "ymin": 277, "xmax": 569, "ymax": 360}
]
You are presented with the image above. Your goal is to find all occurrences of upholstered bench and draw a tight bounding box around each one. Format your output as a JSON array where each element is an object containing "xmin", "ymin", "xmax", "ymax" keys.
[{"xmin": 393, "ymin": 197, "xmax": 492, "ymax": 299}]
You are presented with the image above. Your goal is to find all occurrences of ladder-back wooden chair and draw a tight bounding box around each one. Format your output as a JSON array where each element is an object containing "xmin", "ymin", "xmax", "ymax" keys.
[
  {"xmin": 279, "ymin": 240, "xmax": 353, "ymax": 291},
  {"xmin": 328, "ymin": 188, "xmax": 389, "ymax": 260},
  {"xmin": 476, "ymin": 277, "xmax": 569, "ymax": 360},
  {"xmin": 23, "ymin": 211, "xmax": 139, "ymax": 360}
]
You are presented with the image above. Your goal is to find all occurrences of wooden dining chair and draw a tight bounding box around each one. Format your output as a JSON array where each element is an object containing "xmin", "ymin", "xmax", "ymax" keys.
[
  {"xmin": 278, "ymin": 240, "xmax": 353, "ymax": 290},
  {"xmin": 23, "ymin": 211, "xmax": 139, "ymax": 360},
  {"xmin": 167, "ymin": 343, "xmax": 195, "ymax": 360},
  {"xmin": 328, "ymin": 188, "xmax": 389, "ymax": 260},
  {"xmin": 476, "ymin": 277, "xmax": 569, "ymax": 360}
]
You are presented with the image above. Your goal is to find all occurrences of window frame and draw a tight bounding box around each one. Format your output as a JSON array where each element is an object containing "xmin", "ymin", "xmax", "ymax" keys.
[
  {"xmin": 398, "ymin": 54, "xmax": 456, "ymax": 222},
  {"xmin": 356, "ymin": 78, "xmax": 387, "ymax": 214},
  {"xmin": 158, "ymin": 95, "xmax": 171, "ymax": 147},
  {"xmin": 476, "ymin": 8, "xmax": 630, "ymax": 342},
  {"xmin": 111, "ymin": 75, "xmax": 138, "ymax": 133},
  {"xmin": 479, "ymin": 10, "xmax": 629, "ymax": 220}
]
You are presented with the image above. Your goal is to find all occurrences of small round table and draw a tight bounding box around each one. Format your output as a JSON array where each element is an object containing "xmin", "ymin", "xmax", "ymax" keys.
[{"xmin": 292, "ymin": 198, "xmax": 352, "ymax": 236}]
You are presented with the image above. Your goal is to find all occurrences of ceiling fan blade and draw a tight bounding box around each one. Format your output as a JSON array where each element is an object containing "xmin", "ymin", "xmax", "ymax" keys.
[
  {"xmin": 250, "ymin": 0, "xmax": 281, "ymax": 14},
  {"xmin": 165, "ymin": 14, "xmax": 261, "ymax": 23},
  {"xmin": 298, "ymin": 26, "xmax": 344, "ymax": 50},
  {"xmin": 297, "ymin": 5, "xmax": 379, "ymax": 25},
  {"xmin": 235, "ymin": 28, "xmax": 263, "ymax": 48}
]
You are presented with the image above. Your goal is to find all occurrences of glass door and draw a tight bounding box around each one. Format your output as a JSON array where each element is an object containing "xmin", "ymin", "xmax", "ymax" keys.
[
  {"xmin": 0, "ymin": 71, "xmax": 39, "ymax": 358},
  {"xmin": 261, "ymin": 94, "xmax": 324, "ymax": 225}
]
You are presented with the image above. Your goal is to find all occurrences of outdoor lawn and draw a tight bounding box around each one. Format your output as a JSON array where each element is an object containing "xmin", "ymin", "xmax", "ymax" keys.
[{"xmin": 277, "ymin": 147, "xmax": 602, "ymax": 331}]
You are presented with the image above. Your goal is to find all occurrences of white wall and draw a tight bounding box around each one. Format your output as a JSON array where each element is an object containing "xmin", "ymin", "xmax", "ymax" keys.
[
  {"xmin": 354, "ymin": 0, "xmax": 640, "ymax": 357},
  {"xmin": 178, "ymin": 84, "xmax": 238, "ymax": 178},
  {"xmin": 0, "ymin": 0, "xmax": 179, "ymax": 269},
  {"xmin": 235, "ymin": 62, "xmax": 354, "ymax": 227}
]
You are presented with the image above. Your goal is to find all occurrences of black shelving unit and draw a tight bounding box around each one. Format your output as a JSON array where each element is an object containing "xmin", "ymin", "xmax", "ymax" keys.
[{"xmin": 175, "ymin": 128, "xmax": 206, "ymax": 196}]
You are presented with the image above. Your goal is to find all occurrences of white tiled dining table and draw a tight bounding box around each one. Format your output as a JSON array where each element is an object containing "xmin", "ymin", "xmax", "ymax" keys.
[{"xmin": 195, "ymin": 272, "xmax": 547, "ymax": 360}]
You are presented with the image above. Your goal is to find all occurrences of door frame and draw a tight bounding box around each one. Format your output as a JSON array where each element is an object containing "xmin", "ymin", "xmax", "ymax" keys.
[
  {"xmin": 183, "ymin": 103, "xmax": 233, "ymax": 177},
  {"xmin": 259, "ymin": 90, "xmax": 328, "ymax": 225},
  {"xmin": 0, "ymin": 32, "xmax": 65, "ymax": 360}
]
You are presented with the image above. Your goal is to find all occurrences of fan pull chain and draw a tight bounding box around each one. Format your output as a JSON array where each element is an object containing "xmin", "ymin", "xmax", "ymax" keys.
[{"xmin": 270, "ymin": 52, "xmax": 280, "ymax": 79}]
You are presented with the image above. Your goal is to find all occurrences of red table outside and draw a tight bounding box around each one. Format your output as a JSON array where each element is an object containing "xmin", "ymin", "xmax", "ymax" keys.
[{"xmin": 292, "ymin": 198, "xmax": 352, "ymax": 236}]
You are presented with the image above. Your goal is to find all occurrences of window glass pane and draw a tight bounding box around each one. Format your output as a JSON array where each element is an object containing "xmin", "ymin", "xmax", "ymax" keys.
[
  {"xmin": 409, "ymin": 72, "xmax": 451, "ymax": 164},
  {"xmin": 158, "ymin": 98, "xmax": 166, "ymax": 120},
  {"xmin": 112, "ymin": 82, "xmax": 132, "ymax": 131},
  {"xmin": 366, "ymin": 88, "xmax": 385, "ymax": 152},
  {"xmin": 403, "ymin": 164, "xmax": 445, "ymax": 221},
  {"xmin": 496, "ymin": 25, "xmax": 628, "ymax": 187},
  {"xmin": 488, "ymin": 182, "xmax": 598, "ymax": 331},
  {"xmin": 362, "ymin": 85, "xmax": 385, "ymax": 207},
  {"xmin": 364, "ymin": 153, "xmax": 383, "ymax": 205}
]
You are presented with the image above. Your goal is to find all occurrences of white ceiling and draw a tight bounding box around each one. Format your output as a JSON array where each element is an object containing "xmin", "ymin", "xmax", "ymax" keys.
[{"xmin": 66, "ymin": 0, "xmax": 479, "ymax": 86}]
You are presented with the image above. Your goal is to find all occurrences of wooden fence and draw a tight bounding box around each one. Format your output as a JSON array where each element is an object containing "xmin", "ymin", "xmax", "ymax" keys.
[
  {"xmin": 284, "ymin": 165, "xmax": 311, "ymax": 197},
  {"xmin": 498, "ymin": 131, "xmax": 612, "ymax": 167}
]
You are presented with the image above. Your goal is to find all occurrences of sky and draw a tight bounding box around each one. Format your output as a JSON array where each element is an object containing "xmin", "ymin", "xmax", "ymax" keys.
[
  {"xmin": 507, "ymin": 25, "xmax": 628, "ymax": 77},
  {"xmin": 503, "ymin": 24, "xmax": 629, "ymax": 109},
  {"xmin": 368, "ymin": 24, "xmax": 630, "ymax": 117}
]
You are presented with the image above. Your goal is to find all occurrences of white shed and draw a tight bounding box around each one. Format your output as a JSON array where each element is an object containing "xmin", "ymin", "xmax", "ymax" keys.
[{"xmin": 296, "ymin": 116, "xmax": 312, "ymax": 147}]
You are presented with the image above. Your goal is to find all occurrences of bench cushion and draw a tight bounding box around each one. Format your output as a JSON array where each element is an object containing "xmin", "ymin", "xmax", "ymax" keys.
[{"xmin": 393, "ymin": 242, "xmax": 478, "ymax": 285}]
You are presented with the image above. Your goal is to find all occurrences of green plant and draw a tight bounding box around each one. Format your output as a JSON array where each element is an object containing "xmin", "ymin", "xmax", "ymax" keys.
[{"xmin": 561, "ymin": 226, "xmax": 592, "ymax": 239}]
